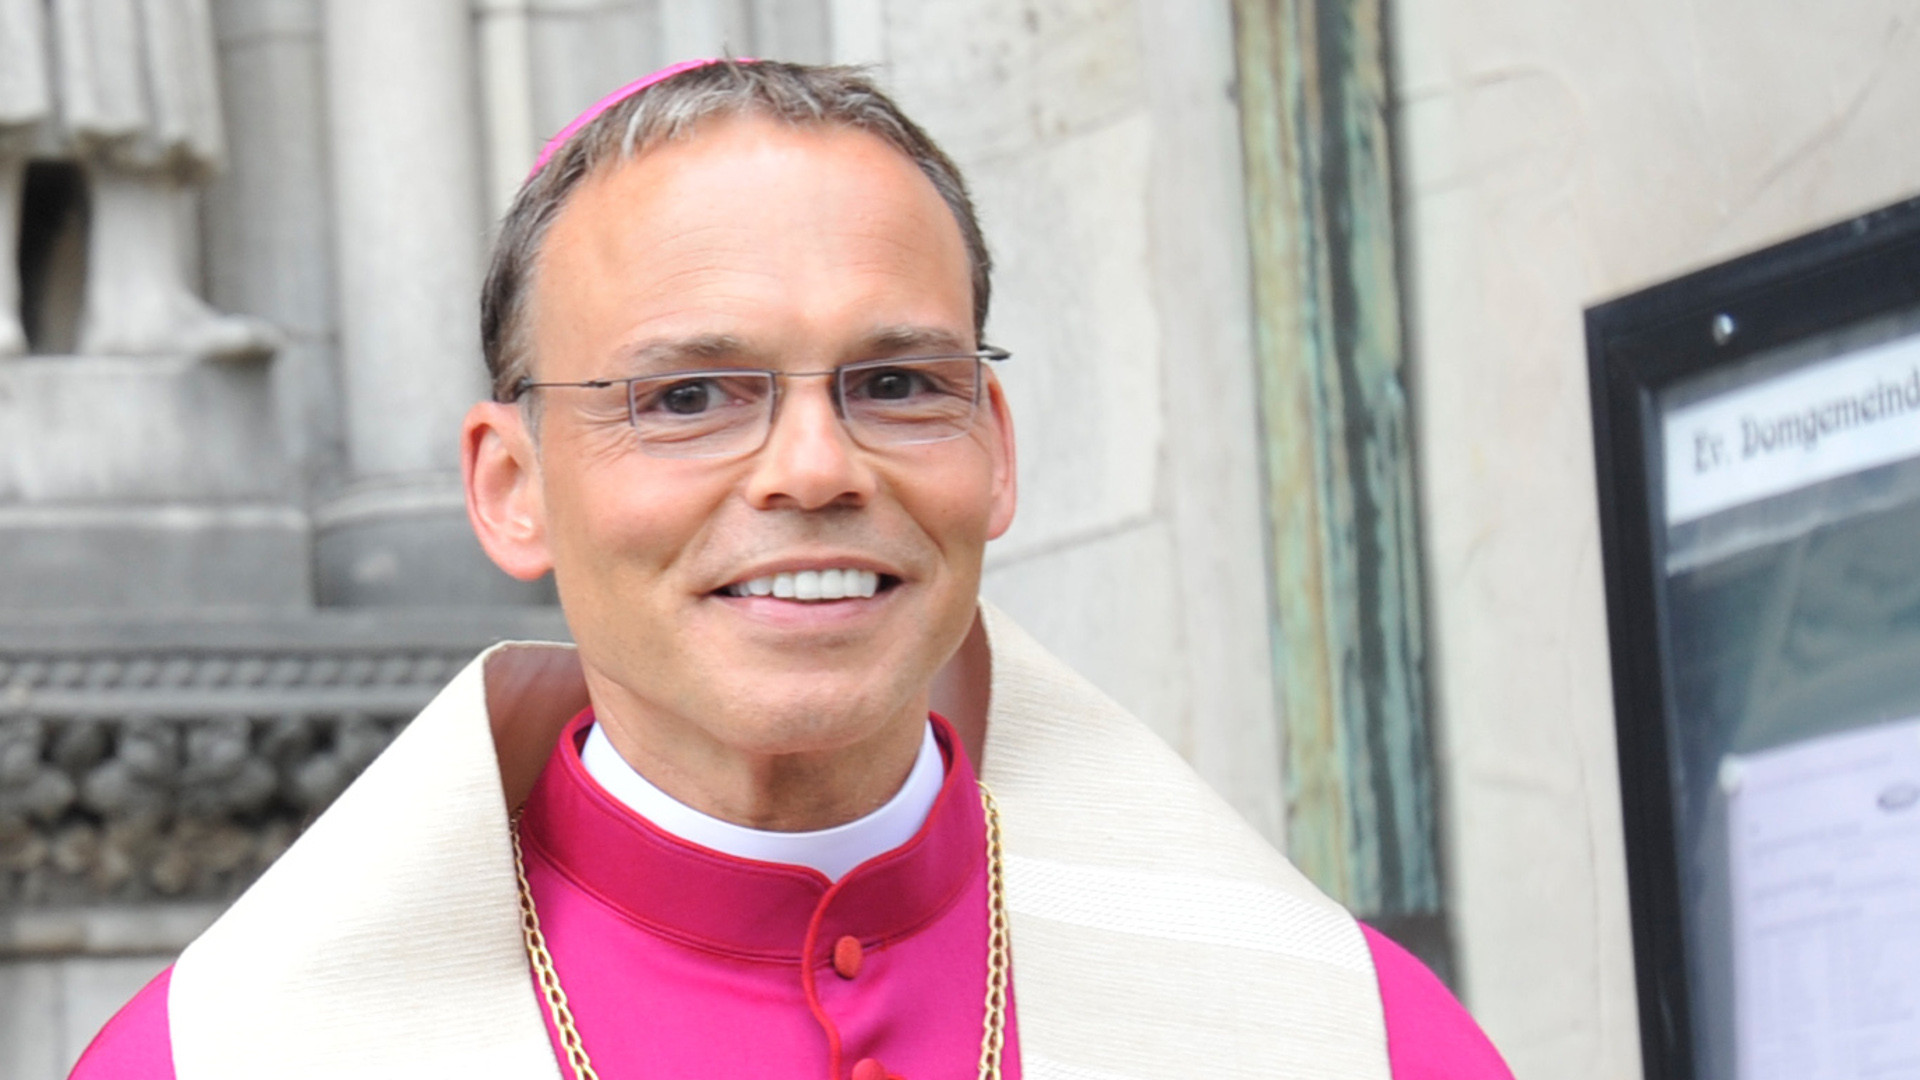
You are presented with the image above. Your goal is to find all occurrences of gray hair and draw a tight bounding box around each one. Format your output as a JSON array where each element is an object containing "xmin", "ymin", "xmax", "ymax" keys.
[{"xmin": 481, "ymin": 60, "xmax": 993, "ymax": 402}]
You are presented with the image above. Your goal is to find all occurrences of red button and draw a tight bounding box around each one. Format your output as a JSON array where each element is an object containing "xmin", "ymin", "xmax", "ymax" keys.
[
  {"xmin": 850, "ymin": 1058, "xmax": 887, "ymax": 1080},
  {"xmin": 833, "ymin": 934, "xmax": 864, "ymax": 979}
]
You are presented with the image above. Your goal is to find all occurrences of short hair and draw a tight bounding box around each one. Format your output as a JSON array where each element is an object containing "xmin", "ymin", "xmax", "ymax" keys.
[{"xmin": 480, "ymin": 60, "xmax": 993, "ymax": 403}]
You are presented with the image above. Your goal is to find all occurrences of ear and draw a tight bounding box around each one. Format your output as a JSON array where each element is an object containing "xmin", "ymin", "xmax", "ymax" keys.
[
  {"xmin": 982, "ymin": 372, "xmax": 1018, "ymax": 540},
  {"xmin": 463, "ymin": 401, "xmax": 554, "ymax": 581}
]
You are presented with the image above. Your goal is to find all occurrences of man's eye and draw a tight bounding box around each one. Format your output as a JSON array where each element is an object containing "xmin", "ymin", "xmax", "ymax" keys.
[
  {"xmin": 852, "ymin": 368, "xmax": 930, "ymax": 401},
  {"xmin": 649, "ymin": 379, "xmax": 722, "ymax": 415}
]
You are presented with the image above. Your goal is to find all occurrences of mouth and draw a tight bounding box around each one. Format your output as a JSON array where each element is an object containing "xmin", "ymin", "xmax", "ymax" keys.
[{"xmin": 716, "ymin": 568, "xmax": 902, "ymax": 602}]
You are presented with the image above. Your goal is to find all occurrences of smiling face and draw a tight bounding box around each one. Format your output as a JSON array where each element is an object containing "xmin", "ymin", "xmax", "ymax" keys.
[{"xmin": 465, "ymin": 114, "xmax": 1015, "ymax": 825}]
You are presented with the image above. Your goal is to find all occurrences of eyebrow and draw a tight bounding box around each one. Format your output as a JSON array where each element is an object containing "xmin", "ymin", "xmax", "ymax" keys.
[
  {"xmin": 611, "ymin": 326, "xmax": 973, "ymax": 375},
  {"xmin": 613, "ymin": 333, "xmax": 760, "ymax": 374},
  {"xmin": 856, "ymin": 325, "xmax": 971, "ymax": 357}
]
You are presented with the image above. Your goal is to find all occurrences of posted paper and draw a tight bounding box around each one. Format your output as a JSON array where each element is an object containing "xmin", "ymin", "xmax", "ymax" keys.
[{"xmin": 1726, "ymin": 717, "xmax": 1920, "ymax": 1080}]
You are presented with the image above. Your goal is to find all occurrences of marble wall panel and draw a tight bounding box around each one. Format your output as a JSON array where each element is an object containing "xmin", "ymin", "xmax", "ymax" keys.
[
  {"xmin": 983, "ymin": 519, "xmax": 1189, "ymax": 755},
  {"xmin": 1393, "ymin": 0, "xmax": 1920, "ymax": 1075},
  {"xmin": 882, "ymin": 0, "xmax": 1145, "ymax": 164},
  {"xmin": 971, "ymin": 114, "xmax": 1163, "ymax": 558}
]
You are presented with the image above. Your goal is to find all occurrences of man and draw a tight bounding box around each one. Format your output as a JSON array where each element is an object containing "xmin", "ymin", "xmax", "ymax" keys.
[{"xmin": 73, "ymin": 60, "xmax": 1512, "ymax": 1079}]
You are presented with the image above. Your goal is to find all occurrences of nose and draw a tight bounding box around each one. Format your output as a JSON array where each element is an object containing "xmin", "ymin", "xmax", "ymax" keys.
[{"xmin": 742, "ymin": 375, "xmax": 876, "ymax": 511}]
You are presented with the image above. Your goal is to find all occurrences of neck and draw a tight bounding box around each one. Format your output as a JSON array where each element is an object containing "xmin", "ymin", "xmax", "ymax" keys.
[
  {"xmin": 581, "ymin": 718, "xmax": 945, "ymax": 879},
  {"xmin": 584, "ymin": 683, "xmax": 930, "ymax": 833}
]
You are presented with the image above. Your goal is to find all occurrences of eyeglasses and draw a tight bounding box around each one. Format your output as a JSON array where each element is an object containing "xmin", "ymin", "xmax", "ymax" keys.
[{"xmin": 508, "ymin": 348, "xmax": 1009, "ymax": 460}]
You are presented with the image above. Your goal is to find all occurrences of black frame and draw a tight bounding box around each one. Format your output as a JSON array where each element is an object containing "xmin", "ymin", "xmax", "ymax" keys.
[{"xmin": 1586, "ymin": 193, "xmax": 1920, "ymax": 1080}]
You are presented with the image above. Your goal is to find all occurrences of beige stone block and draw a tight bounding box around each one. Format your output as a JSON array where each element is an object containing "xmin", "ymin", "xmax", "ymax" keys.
[
  {"xmin": 882, "ymin": 0, "xmax": 1145, "ymax": 163},
  {"xmin": 972, "ymin": 114, "xmax": 1163, "ymax": 559},
  {"xmin": 984, "ymin": 519, "xmax": 1189, "ymax": 763}
]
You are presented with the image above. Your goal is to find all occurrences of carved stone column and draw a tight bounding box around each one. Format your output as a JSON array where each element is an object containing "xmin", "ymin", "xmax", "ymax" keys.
[{"xmin": 316, "ymin": 0, "xmax": 544, "ymax": 606}]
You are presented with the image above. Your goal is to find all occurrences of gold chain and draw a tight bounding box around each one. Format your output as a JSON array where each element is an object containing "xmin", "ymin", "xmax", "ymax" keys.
[
  {"xmin": 976, "ymin": 781, "xmax": 1009, "ymax": 1080},
  {"xmin": 510, "ymin": 781, "xmax": 1011, "ymax": 1080},
  {"xmin": 510, "ymin": 811, "xmax": 602, "ymax": 1080}
]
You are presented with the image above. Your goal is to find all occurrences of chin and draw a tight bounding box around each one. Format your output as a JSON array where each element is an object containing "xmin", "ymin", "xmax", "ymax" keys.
[{"xmin": 708, "ymin": 683, "xmax": 918, "ymax": 756}]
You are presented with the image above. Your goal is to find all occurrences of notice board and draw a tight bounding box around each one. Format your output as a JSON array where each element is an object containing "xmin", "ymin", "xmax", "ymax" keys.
[{"xmin": 1588, "ymin": 196, "xmax": 1920, "ymax": 1080}]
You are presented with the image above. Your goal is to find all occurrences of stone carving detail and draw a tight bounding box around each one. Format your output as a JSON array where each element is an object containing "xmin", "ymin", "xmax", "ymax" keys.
[
  {"xmin": 0, "ymin": 0, "xmax": 276, "ymax": 359},
  {"xmin": 0, "ymin": 648, "xmax": 472, "ymax": 904}
]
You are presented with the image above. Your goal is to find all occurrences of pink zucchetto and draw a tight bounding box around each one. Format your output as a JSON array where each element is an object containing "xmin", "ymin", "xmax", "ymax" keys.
[{"xmin": 528, "ymin": 57, "xmax": 751, "ymax": 178}]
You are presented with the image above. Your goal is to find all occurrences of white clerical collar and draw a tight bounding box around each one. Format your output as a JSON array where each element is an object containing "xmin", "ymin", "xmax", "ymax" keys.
[{"xmin": 580, "ymin": 718, "xmax": 944, "ymax": 881}]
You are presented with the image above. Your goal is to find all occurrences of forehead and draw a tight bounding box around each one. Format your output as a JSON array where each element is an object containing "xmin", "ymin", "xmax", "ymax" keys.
[{"xmin": 530, "ymin": 114, "xmax": 973, "ymax": 370}]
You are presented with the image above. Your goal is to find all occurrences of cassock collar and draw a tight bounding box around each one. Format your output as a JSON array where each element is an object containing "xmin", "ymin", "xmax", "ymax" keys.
[
  {"xmin": 518, "ymin": 709, "xmax": 985, "ymax": 964},
  {"xmin": 578, "ymin": 718, "xmax": 944, "ymax": 881}
]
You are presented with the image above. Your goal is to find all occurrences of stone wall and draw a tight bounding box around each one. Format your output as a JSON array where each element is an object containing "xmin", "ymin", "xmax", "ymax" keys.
[{"xmin": 1392, "ymin": 2, "xmax": 1920, "ymax": 1077}]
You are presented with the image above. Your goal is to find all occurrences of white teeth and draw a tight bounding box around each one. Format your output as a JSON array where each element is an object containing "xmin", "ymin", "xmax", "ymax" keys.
[{"xmin": 726, "ymin": 569, "xmax": 882, "ymax": 601}]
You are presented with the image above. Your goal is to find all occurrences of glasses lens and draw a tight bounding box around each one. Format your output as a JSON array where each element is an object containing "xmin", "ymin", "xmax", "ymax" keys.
[
  {"xmin": 630, "ymin": 371, "xmax": 774, "ymax": 458},
  {"xmin": 840, "ymin": 357, "xmax": 980, "ymax": 446}
]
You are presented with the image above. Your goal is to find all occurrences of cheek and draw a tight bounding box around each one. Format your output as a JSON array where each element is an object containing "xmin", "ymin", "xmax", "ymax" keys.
[
  {"xmin": 541, "ymin": 444, "xmax": 728, "ymax": 582},
  {"xmin": 895, "ymin": 457, "xmax": 999, "ymax": 556}
]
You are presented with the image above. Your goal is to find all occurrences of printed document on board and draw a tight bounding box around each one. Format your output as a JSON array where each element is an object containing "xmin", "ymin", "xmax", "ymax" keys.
[{"xmin": 1726, "ymin": 717, "xmax": 1920, "ymax": 1080}]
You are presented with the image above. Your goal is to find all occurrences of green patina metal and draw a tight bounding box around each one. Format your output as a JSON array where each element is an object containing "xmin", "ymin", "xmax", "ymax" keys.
[{"xmin": 1231, "ymin": 0, "xmax": 1439, "ymax": 923}]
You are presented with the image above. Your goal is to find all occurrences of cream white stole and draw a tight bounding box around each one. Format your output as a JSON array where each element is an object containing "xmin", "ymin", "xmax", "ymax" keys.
[{"xmin": 169, "ymin": 603, "xmax": 1390, "ymax": 1080}]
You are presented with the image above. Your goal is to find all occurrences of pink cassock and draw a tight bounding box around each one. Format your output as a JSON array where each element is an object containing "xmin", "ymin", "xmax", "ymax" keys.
[{"xmin": 71, "ymin": 711, "xmax": 1511, "ymax": 1080}]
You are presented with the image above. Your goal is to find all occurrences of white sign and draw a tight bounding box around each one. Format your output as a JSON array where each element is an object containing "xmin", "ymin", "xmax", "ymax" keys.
[
  {"xmin": 1725, "ymin": 717, "xmax": 1920, "ymax": 1080},
  {"xmin": 1663, "ymin": 334, "xmax": 1920, "ymax": 524}
]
